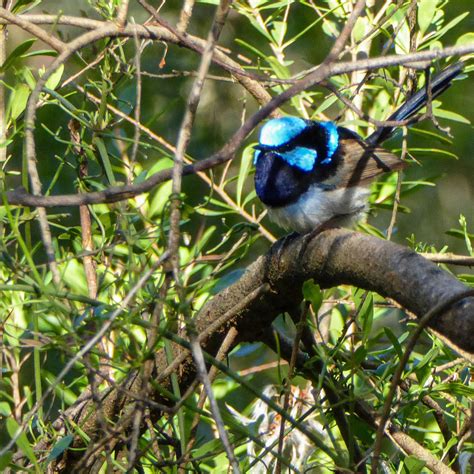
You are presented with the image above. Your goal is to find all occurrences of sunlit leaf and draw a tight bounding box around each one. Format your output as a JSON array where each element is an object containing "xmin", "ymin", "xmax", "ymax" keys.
[
  {"xmin": 6, "ymin": 418, "xmax": 38, "ymax": 467},
  {"xmin": 0, "ymin": 38, "xmax": 35, "ymax": 72}
]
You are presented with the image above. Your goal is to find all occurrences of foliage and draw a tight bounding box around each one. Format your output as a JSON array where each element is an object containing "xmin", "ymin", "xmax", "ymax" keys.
[{"xmin": 0, "ymin": 0, "xmax": 472, "ymax": 472}]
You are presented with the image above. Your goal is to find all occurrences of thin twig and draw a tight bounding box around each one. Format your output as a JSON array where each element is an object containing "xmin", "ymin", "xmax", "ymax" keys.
[
  {"xmin": 0, "ymin": 7, "xmax": 66, "ymax": 51},
  {"xmin": 326, "ymin": 0, "xmax": 366, "ymax": 62},
  {"xmin": 422, "ymin": 253, "xmax": 474, "ymax": 266},
  {"xmin": 177, "ymin": 0, "xmax": 195, "ymax": 33},
  {"xmin": 275, "ymin": 303, "xmax": 309, "ymax": 474},
  {"xmin": 180, "ymin": 327, "xmax": 239, "ymax": 472},
  {"xmin": 116, "ymin": 0, "xmax": 129, "ymax": 27},
  {"xmin": 130, "ymin": 21, "xmax": 142, "ymax": 181},
  {"xmin": 386, "ymin": 128, "xmax": 407, "ymax": 240}
]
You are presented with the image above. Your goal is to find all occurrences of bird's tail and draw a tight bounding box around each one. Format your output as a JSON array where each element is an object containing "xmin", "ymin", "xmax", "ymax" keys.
[{"xmin": 367, "ymin": 63, "xmax": 463, "ymax": 145}]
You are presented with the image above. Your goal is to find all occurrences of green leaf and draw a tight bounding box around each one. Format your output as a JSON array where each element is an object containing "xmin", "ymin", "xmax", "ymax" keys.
[
  {"xmin": 406, "ymin": 148, "xmax": 459, "ymax": 159},
  {"xmin": 12, "ymin": 0, "xmax": 41, "ymax": 14},
  {"xmin": 8, "ymin": 83, "xmax": 30, "ymax": 121},
  {"xmin": 270, "ymin": 21, "xmax": 287, "ymax": 45},
  {"xmin": 313, "ymin": 94, "xmax": 338, "ymax": 116},
  {"xmin": 44, "ymin": 64, "xmax": 64, "ymax": 91},
  {"xmin": 212, "ymin": 269, "xmax": 246, "ymax": 294},
  {"xmin": 302, "ymin": 279, "xmax": 323, "ymax": 313},
  {"xmin": 0, "ymin": 401, "xmax": 11, "ymax": 416},
  {"xmin": 282, "ymin": 16, "xmax": 322, "ymax": 49},
  {"xmin": 21, "ymin": 49, "xmax": 58, "ymax": 59},
  {"xmin": 148, "ymin": 181, "xmax": 172, "ymax": 218},
  {"xmin": 403, "ymin": 455, "xmax": 426, "ymax": 474},
  {"xmin": 432, "ymin": 382, "xmax": 474, "ymax": 397},
  {"xmin": 6, "ymin": 418, "xmax": 38, "ymax": 467},
  {"xmin": 456, "ymin": 32, "xmax": 474, "ymax": 46},
  {"xmin": 352, "ymin": 16, "xmax": 368, "ymax": 43},
  {"xmin": 93, "ymin": 136, "xmax": 116, "ymax": 185},
  {"xmin": 418, "ymin": 0, "xmax": 439, "ymax": 36},
  {"xmin": 237, "ymin": 144, "xmax": 255, "ymax": 206},
  {"xmin": 242, "ymin": 189, "xmax": 257, "ymax": 207},
  {"xmin": 0, "ymin": 452, "xmax": 12, "ymax": 470},
  {"xmin": 1, "ymin": 38, "xmax": 35, "ymax": 72},
  {"xmin": 428, "ymin": 11, "xmax": 469, "ymax": 43},
  {"xmin": 432, "ymin": 107, "xmax": 471, "ymax": 124},
  {"xmin": 46, "ymin": 435, "xmax": 73, "ymax": 463},
  {"xmin": 358, "ymin": 292, "xmax": 374, "ymax": 344},
  {"xmin": 383, "ymin": 327, "xmax": 404, "ymax": 359},
  {"xmin": 458, "ymin": 215, "xmax": 473, "ymax": 255}
]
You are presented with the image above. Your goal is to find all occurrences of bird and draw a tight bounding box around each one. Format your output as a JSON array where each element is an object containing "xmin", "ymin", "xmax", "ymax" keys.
[{"xmin": 253, "ymin": 64, "xmax": 463, "ymax": 234}]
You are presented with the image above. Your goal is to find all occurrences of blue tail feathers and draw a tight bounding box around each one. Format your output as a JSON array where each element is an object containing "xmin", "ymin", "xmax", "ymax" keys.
[{"xmin": 367, "ymin": 63, "xmax": 463, "ymax": 145}]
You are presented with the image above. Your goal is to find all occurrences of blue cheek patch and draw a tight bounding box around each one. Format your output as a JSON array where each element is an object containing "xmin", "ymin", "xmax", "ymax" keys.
[
  {"xmin": 259, "ymin": 116, "xmax": 307, "ymax": 147},
  {"xmin": 278, "ymin": 147, "xmax": 317, "ymax": 172},
  {"xmin": 253, "ymin": 149, "xmax": 261, "ymax": 165},
  {"xmin": 319, "ymin": 121, "xmax": 339, "ymax": 164}
]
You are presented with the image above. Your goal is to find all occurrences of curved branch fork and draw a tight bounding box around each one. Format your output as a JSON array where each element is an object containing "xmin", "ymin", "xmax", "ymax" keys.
[{"xmin": 197, "ymin": 229, "xmax": 474, "ymax": 360}]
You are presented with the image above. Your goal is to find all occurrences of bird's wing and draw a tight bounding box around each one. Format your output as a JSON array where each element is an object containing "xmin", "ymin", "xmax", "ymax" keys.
[{"xmin": 334, "ymin": 139, "xmax": 405, "ymax": 188}]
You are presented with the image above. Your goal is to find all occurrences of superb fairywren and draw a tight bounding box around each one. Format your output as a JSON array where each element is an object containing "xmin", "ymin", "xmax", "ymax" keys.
[{"xmin": 254, "ymin": 64, "xmax": 462, "ymax": 234}]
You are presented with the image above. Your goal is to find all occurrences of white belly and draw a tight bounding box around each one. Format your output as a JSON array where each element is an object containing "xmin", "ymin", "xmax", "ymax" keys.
[{"xmin": 268, "ymin": 185, "xmax": 371, "ymax": 234}]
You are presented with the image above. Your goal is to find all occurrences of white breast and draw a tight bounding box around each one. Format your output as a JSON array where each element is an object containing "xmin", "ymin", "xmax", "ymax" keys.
[{"xmin": 268, "ymin": 184, "xmax": 371, "ymax": 234}]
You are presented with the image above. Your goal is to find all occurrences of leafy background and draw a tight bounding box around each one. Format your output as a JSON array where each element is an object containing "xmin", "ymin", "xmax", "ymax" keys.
[{"xmin": 0, "ymin": 0, "xmax": 473, "ymax": 472}]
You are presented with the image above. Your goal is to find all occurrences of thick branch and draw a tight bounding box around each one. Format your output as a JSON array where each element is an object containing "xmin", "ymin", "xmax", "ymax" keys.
[
  {"xmin": 190, "ymin": 229, "xmax": 474, "ymax": 363},
  {"xmin": 40, "ymin": 230, "xmax": 474, "ymax": 470}
]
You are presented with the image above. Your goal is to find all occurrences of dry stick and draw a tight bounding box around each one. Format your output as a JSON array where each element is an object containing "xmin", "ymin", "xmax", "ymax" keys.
[
  {"xmin": 130, "ymin": 22, "xmax": 142, "ymax": 181},
  {"xmin": 23, "ymin": 230, "xmax": 474, "ymax": 468},
  {"xmin": 15, "ymin": 6, "xmax": 276, "ymax": 242},
  {"xmin": 2, "ymin": 12, "xmax": 472, "ymax": 88},
  {"xmin": 0, "ymin": 7, "xmax": 66, "ymax": 51},
  {"xmin": 432, "ymin": 357, "xmax": 466, "ymax": 373},
  {"xmin": 386, "ymin": 128, "xmax": 407, "ymax": 240},
  {"xmin": 0, "ymin": 10, "xmax": 66, "ymax": 286},
  {"xmin": 116, "ymin": 0, "xmax": 129, "ymax": 27},
  {"xmin": 3, "ymin": 5, "xmax": 274, "ymax": 242},
  {"xmin": 324, "ymin": 81, "xmax": 431, "ymax": 129},
  {"xmin": 9, "ymin": 13, "xmax": 274, "ymax": 106},
  {"xmin": 0, "ymin": 6, "xmax": 6, "ymax": 168},
  {"xmin": 164, "ymin": 1, "xmax": 239, "ymax": 469},
  {"xmin": 180, "ymin": 327, "xmax": 239, "ymax": 472},
  {"xmin": 272, "ymin": 325, "xmax": 455, "ymax": 473},
  {"xmin": 326, "ymin": 0, "xmax": 366, "ymax": 62},
  {"xmin": 275, "ymin": 303, "xmax": 309, "ymax": 474},
  {"xmin": 371, "ymin": 288, "xmax": 474, "ymax": 473},
  {"xmin": 422, "ymin": 253, "xmax": 474, "ymax": 266},
  {"xmin": 280, "ymin": 320, "xmax": 453, "ymax": 474},
  {"xmin": 6, "ymin": 42, "xmax": 474, "ymax": 209},
  {"xmin": 387, "ymin": 3, "xmax": 417, "ymax": 241},
  {"xmin": 0, "ymin": 251, "xmax": 170, "ymax": 458},
  {"xmin": 166, "ymin": 0, "xmax": 229, "ymax": 271},
  {"xmin": 177, "ymin": 0, "xmax": 195, "ymax": 33}
]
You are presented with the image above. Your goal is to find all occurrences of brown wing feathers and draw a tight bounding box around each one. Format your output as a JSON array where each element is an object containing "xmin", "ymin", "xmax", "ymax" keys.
[{"xmin": 336, "ymin": 138, "xmax": 405, "ymax": 188}]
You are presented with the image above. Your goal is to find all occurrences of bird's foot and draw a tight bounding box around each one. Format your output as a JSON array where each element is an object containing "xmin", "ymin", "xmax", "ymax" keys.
[{"xmin": 307, "ymin": 217, "xmax": 342, "ymax": 240}]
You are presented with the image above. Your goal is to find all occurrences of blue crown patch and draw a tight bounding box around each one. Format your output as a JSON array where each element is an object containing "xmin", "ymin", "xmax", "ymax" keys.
[
  {"xmin": 319, "ymin": 121, "xmax": 339, "ymax": 164},
  {"xmin": 259, "ymin": 116, "xmax": 307, "ymax": 147}
]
